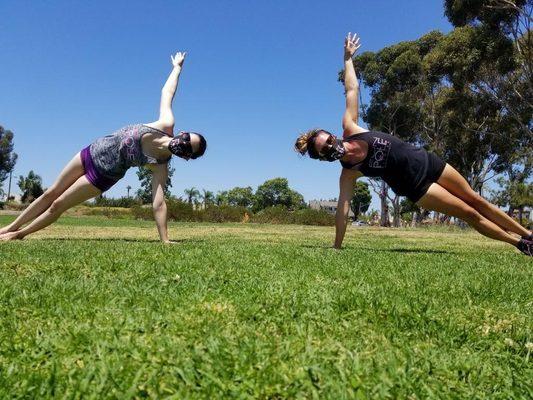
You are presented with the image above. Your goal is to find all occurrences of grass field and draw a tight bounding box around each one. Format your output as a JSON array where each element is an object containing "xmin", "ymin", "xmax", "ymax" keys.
[{"xmin": 0, "ymin": 215, "xmax": 531, "ymax": 399}]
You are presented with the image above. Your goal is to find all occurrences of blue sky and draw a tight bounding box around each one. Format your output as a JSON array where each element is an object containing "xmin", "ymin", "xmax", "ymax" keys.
[{"xmin": 0, "ymin": 0, "xmax": 452, "ymax": 208}]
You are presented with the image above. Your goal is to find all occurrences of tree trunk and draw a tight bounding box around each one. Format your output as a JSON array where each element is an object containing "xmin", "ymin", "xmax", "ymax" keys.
[
  {"xmin": 518, "ymin": 207, "xmax": 523, "ymax": 225},
  {"xmin": 7, "ymin": 171, "xmax": 12, "ymax": 201},
  {"xmin": 380, "ymin": 181, "xmax": 390, "ymax": 227},
  {"xmin": 392, "ymin": 196, "xmax": 401, "ymax": 227},
  {"xmin": 411, "ymin": 211, "xmax": 418, "ymax": 227}
]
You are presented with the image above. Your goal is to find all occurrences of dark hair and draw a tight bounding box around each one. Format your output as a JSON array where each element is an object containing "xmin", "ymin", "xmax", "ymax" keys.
[
  {"xmin": 190, "ymin": 132, "xmax": 207, "ymax": 159},
  {"xmin": 294, "ymin": 128, "xmax": 332, "ymax": 159}
]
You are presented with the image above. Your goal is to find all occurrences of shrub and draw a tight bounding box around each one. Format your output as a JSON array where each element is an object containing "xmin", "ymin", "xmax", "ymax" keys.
[
  {"xmin": 133, "ymin": 202, "xmax": 335, "ymax": 226},
  {"xmin": 4, "ymin": 202, "xmax": 26, "ymax": 211},
  {"xmin": 251, "ymin": 206, "xmax": 335, "ymax": 226},
  {"xmin": 291, "ymin": 208, "xmax": 335, "ymax": 226},
  {"xmin": 131, "ymin": 205, "xmax": 154, "ymax": 220},
  {"xmin": 68, "ymin": 206, "xmax": 132, "ymax": 219},
  {"xmin": 83, "ymin": 207, "xmax": 132, "ymax": 219},
  {"xmin": 132, "ymin": 199, "xmax": 196, "ymax": 222},
  {"xmin": 166, "ymin": 199, "xmax": 195, "ymax": 221},
  {"xmin": 0, "ymin": 201, "xmax": 4, "ymax": 210},
  {"xmin": 200, "ymin": 205, "xmax": 249, "ymax": 223},
  {"xmin": 251, "ymin": 206, "xmax": 292, "ymax": 224},
  {"xmin": 91, "ymin": 196, "xmax": 140, "ymax": 208}
]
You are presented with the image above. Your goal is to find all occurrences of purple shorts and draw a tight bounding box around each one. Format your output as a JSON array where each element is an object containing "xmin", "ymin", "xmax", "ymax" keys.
[{"xmin": 80, "ymin": 146, "xmax": 118, "ymax": 192}]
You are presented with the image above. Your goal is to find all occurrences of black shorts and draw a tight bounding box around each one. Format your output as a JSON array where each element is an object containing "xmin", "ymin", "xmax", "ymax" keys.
[{"xmin": 408, "ymin": 152, "xmax": 446, "ymax": 203}]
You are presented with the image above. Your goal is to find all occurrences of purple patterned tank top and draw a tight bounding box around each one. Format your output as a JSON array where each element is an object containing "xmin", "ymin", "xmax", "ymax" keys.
[{"xmin": 89, "ymin": 124, "xmax": 171, "ymax": 179}]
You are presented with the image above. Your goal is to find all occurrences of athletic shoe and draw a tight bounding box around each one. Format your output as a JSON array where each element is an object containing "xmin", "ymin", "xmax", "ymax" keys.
[
  {"xmin": 516, "ymin": 239, "xmax": 533, "ymax": 257},
  {"xmin": 522, "ymin": 232, "xmax": 532, "ymax": 241}
]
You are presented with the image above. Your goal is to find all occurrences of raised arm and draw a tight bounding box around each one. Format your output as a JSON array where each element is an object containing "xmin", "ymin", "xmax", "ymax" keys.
[
  {"xmin": 149, "ymin": 163, "xmax": 171, "ymax": 243},
  {"xmin": 334, "ymin": 168, "xmax": 360, "ymax": 249},
  {"xmin": 146, "ymin": 51, "xmax": 187, "ymax": 136},
  {"xmin": 342, "ymin": 33, "xmax": 365, "ymax": 137}
]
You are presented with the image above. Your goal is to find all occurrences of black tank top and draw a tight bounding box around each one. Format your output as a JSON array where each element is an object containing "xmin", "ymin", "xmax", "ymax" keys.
[{"xmin": 340, "ymin": 131, "xmax": 429, "ymax": 197}]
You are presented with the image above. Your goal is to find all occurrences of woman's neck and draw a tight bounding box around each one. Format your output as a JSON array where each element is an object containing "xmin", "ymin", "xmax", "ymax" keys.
[{"xmin": 143, "ymin": 134, "xmax": 172, "ymax": 158}]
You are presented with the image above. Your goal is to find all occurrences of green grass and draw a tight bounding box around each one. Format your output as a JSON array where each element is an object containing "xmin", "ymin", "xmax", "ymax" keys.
[{"xmin": 0, "ymin": 215, "xmax": 531, "ymax": 399}]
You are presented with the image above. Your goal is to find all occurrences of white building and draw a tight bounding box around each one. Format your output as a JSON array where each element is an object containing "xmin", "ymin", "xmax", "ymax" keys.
[{"xmin": 309, "ymin": 200, "xmax": 355, "ymax": 218}]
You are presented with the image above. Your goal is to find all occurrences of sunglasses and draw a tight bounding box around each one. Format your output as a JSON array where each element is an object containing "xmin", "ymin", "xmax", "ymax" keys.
[
  {"xmin": 178, "ymin": 132, "xmax": 193, "ymax": 155},
  {"xmin": 318, "ymin": 134, "xmax": 337, "ymax": 156}
]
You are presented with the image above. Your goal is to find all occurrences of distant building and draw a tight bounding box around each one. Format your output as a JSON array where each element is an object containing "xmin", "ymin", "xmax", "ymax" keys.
[{"xmin": 309, "ymin": 200, "xmax": 355, "ymax": 218}]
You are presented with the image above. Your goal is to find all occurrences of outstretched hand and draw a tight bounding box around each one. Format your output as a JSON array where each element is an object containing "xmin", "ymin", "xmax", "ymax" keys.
[
  {"xmin": 344, "ymin": 32, "xmax": 361, "ymax": 59},
  {"xmin": 171, "ymin": 51, "xmax": 187, "ymax": 68}
]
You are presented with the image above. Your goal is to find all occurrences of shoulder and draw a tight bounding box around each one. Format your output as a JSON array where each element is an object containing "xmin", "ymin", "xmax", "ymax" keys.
[
  {"xmin": 143, "ymin": 122, "xmax": 174, "ymax": 137},
  {"xmin": 342, "ymin": 125, "xmax": 369, "ymax": 139}
]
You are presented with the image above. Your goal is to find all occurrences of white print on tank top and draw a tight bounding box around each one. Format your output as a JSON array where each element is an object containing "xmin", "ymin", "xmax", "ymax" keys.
[
  {"xmin": 368, "ymin": 137, "xmax": 391, "ymax": 169},
  {"xmin": 122, "ymin": 126, "xmax": 140, "ymax": 164}
]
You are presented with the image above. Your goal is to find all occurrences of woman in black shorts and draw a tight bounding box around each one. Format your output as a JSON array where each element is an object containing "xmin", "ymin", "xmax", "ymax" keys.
[{"xmin": 295, "ymin": 33, "xmax": 532, "ymax": 256}]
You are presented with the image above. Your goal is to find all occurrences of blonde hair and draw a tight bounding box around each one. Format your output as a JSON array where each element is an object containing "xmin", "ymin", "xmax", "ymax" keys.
[{"xmin": 294, "ymin": 128, "xmax": 322, "ymax": 156}]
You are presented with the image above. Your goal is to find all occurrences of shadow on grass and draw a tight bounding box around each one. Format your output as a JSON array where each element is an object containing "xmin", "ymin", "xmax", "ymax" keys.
[
  {"xmin": 300, "ymin": 244, "xmax": 452, "ymax": 254},
  {"xmin": 34, "ymin": 238, "xmax": 205, "ymax": 244}
]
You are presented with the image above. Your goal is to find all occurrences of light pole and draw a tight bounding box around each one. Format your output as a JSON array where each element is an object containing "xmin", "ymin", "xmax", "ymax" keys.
[{"xmin": 7, "ymin": 170, "xmax": 12, "ymax": 201}]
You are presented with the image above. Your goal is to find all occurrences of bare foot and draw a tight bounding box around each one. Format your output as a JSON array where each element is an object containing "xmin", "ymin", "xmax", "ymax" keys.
[
  {"xmin": 0, "ymin": 231, "xmax": 22, "ymax": 241},
  {"xmin": 0, "ymin": 226, "xmax": 15, "ymax": 235}
]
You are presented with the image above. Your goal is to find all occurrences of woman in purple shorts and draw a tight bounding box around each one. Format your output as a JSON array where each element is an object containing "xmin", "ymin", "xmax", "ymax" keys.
[{"xmin": 0, "ymin": 51, "xmax": 206, "ymax": 243}]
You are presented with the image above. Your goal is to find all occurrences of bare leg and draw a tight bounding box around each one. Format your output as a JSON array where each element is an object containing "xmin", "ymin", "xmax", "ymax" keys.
[
  {"xmin": 0, "ymin": 176, "xmax": 101, "ymax": 241},
  {"xmin": 437, "ymin": 164, "xmax": 531, "ymax": 238},
  {"xmin": 417, "ymin": 183, "xmax": 519, "ymax": 246},
  {"xmin": 0, "ymin": 153, "xmax": 85, "ymax": 235}
]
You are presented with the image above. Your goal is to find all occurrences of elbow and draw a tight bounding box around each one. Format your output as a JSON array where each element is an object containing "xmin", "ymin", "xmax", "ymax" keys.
[
  {"xmin": 152, "ymin": 201, "xmax": 166, "ymax": 213},
  {"xmin": 346, "ymin": 83, "xmax": 358, "ymax": 93},
  {"xmin": 159, "ymin": 118, "xmax": 175, "ymax": 132}
]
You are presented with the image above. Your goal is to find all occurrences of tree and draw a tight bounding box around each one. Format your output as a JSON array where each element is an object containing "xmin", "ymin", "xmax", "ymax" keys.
[
  {"xmin": 215, "ymin": 190, "xmax": 228, "ymax": 206},
  {"xmin": 254, "ymin": 178, "xmax": 305, "ymax": 211},
  {"xmin": 422, "ymin": 26, "xmax": 525, "ymax": 193},
  {"xmin": 17, "ymin": 170, "xmax": 44, "ymax": 203},
  {"xmin": 226, "ymin": 186, "xmax": 255, "ymax": 208},
  {"xmin": 351, "ymin": 181, "xmax": 371, "ymax": 220},
  {"xmin": 349, "ymin": 14, "xmax": 531, "ymax": 210},
  {"xmin": 200, "ymin": 189, "xmax": 215, "ymax": 207},
  {"xmin": 496, "ymin": 179, "xmax": 533, "ymax": 224},
  {"xmin": 494, "ymin": 149, "xmax": 532, "ymax": 215},
  {"xmin": 0, "ymin": 125, "xmax": 18, "ymax": 194},
  {"xmin": 136, "ymin": 166, "xmax": 174, "ymax": 204},
  {"xmin": 126, "ymin": 185, "xmax": 132, "ymax": 198},
  {"xmin": 441, "ymin": 0, "xmax": 533, "ymax": 196},
  {"xmin": 184, "ymin": 187, "xmax": 200, "ymax": 205},
  {"xmin": 399, "ymin": 198, "xmax": 431, "ymax": 227}
]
